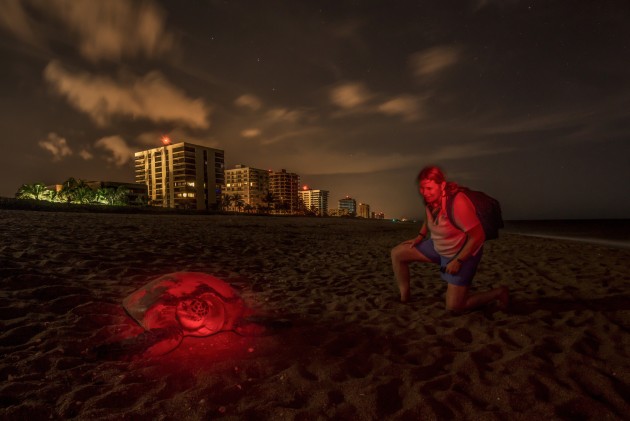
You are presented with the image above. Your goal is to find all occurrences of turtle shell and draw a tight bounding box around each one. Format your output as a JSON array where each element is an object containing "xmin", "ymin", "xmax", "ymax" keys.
[{"xmin": 123, "ymin": 272, "xmax": 245, "ymax": 337}]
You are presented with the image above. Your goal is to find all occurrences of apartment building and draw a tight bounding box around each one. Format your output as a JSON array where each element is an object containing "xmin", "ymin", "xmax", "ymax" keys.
[
  {"xmin": 269, "ymin": 169, "xmax": 300, "ymax": 213},
  {"xmin": 357, "ymin": 202, "xmax": 370, "ymax": 218},
  {"xmin": 134, "ymin": 141, "xmax": 225, "ymax": 210},
  {"xmin": 299, "ymin": 186, "xmax": 329, "ymax": 215},
  {"xmin": 339, "ymin": 196, "xmax": 357, "ymax": 216},
  {"xmin": 224, "ymin": 164, "xmax": 270, "ymax": 210}
]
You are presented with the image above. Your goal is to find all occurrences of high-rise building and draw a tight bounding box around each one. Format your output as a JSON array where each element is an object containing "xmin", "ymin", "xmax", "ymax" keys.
[
  {"xmin": 339, "ymin": 196, "xmax": 357, "ymax": 216},
  {"xmin": 134, "ymin": 141, "xmax": 224, "ymax": 210},
  {"xmin": 299, "ymin": 186, "xmax": 329, "ymax": 215},
  {"xmin": 357, "ymin": 202, "xmax": 370, "ymax": 218},
  {"xmin": 224, "ymin": 164, "xmax": 270, "ymax": 210},
  {"xmin": 374, "ymin": 211, "xmax": 385, "ymax": 219},
  {"xmin": 269, "ymin": 169, "xmax": 300, "ymax": 214}
]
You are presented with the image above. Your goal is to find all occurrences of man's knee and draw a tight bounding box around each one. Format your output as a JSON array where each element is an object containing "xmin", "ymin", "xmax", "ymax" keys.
[
  {"xmin": 445, "ymin": 285, "xmax": 468, "ymax": 313},
  {"xmin": 390, "ymin": 246, "xmax": 401, "ymax": 262}
]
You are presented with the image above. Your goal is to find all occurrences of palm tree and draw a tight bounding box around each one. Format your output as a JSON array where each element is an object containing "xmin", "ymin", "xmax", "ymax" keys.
[
  {"xmin": 58, "ymin": 177, "xmax": 80, "ymax": 203},
  {"xmin": 231, "ymin": 193, "xmax": 245, "ymax": 212},
  {"xmin": 96, "ymin": 187, "xmax": 115, "ymax": 205},
  {"xmin": 221, "ymin": 193, "xmax": 233, "ymax": 211},
  {"xmin": 261, "ymin": 192, "xmax": 275, "ymax": 214},
  {"xmin": 112, "ymin": 185, "xmax": 129, "ymax": 205},
  {"xmin": 74, "ymin": 185, "xmax": 95, "ymax": 204},
  {"xmin": 42, "ymin": 188, "xmax": 59, "ymax": 202},
  {"xmin": 276, "ymin": 201, "xmax": 290, "ymax": 214},
  {"xmin": 15, "ymin": 182, "xmax": 48, "ymax": 200}
]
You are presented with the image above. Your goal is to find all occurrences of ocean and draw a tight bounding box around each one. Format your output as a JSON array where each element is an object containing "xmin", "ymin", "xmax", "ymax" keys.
[{"xmin": 503, "ymin": 219, "xmax": 630, "ymax": 249}]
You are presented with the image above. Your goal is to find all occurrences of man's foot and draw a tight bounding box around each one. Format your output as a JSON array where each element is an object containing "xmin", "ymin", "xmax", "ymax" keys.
[{"xmin": 496, "ymin": 286, "xmax": 509, "ymax": 310}]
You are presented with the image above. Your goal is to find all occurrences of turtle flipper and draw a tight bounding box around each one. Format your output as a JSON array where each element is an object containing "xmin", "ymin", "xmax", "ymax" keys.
[{"xmin": 96, "ymin": 326, "xmax": 183, "ymax": 359}]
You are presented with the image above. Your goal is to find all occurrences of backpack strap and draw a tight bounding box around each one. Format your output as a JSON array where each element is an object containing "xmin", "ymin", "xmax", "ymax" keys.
[{"xmin": 445, "ymin": 190, "xmax": 464, "ymax": 233}]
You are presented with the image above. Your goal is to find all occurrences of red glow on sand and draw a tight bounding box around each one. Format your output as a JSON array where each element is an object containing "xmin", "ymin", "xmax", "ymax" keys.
[
  {"xmin": 102, "ymin": 272, "xmax": 266, "ymax": 372},
  {"xmin": 153, "ymin": 331, "xmax": 260, "ymax": 373}
]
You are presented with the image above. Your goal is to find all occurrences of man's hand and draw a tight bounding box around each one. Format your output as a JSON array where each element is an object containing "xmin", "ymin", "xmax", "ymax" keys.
[
  {"xmin": 409, "ymin": 235, "xmax": 425, "ymax": 248},
  {"xmin": 445, "ymin": 259, "xmax": 462, "ymax": 274}
]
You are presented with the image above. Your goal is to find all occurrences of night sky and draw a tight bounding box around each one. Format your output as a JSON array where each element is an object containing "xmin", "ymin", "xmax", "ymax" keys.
[{"xmin": 1, "ymin": 0, "xmax": 629, "ymax": 220}]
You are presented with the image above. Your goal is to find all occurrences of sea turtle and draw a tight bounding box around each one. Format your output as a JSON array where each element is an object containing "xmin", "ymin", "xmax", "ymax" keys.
[{"xmin": 100, "ymin": 272, "xmax": 276, "ymax": 358}]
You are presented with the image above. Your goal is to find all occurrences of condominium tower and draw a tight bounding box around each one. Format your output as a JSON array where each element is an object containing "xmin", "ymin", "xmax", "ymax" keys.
[
  {"xmin": 269, "ymin": 169, "xmax": 300, "ymax": 213},
  {"xmin": 339, "ymin": 196, "xmax": 357, "ymax": 216},
  {"xmin": 357, "ymin": 202, "xmax": 371, "ymax": 218},
  {"xmin": 134, "ymin": 141, "xmax": 225, "ymax": 210},
  {"xmin": 299, "ymin": 187, "xmax": 330, "ymax": 215},
  {"xmin": 224, "ymin": 164, "xmax": 270, "ymax": 210}
]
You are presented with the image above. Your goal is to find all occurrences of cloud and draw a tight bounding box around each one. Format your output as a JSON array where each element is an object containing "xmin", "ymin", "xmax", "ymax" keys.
[
  {"xmin": 241, "ymin": 129, "xmax": 261, "ymax": 138},
  {"xmin": 79, "ymin": 149, "xmax": 93, "ymax": 160},
  {"xmin": 95, "ymin": 135, "xmax": 134, "ymax": 166},
  {"xmin": 0, "ymin": 0, "xmax": 174, "ymax": 62},
  {"xmin": 53, "ymin": 0, "xmax": 173, "ymax": 62},
  {"xmin": 378, "ymin": 95, "xmax": 422, "ymax": 121},
  {"xmin": 136, "ymin": 129, "xmax": 222, "ymax": 150},
  {"xmin": 0, "ymin": 0, "xmax": 42, "ymax": 47},
  {"xmin": 266, "ymin": 108, "xmax": 304, "ymax": 123},
  {"xmin": 259, "ymin": 127, "xmax": 324, "ymax": 146},
  {"xmin": 235, "ymin": 94, "xmax": 262, "ymax": 110},
  {"xmin": 38, "ymin": 132, "xmax": 72, "ymax": 160},
  {"xmin": 43, "ymin": 61, "xmax": 211, "ymax": 128},
  {"xmin": 330, "ymin": 82, "xmax": 373, "ymax": 109},
  {"xmin": 330, "ymin": 82, "xmax": 422, "ymax": 122},
  {"xmin": 410, "ymin": 46, "xmax": 460, "ymax": 78}
]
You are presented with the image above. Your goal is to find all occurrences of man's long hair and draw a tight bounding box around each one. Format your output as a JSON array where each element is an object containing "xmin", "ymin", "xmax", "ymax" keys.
[{"xmin": 417, "ymin": 166, "xmax": 459, "ymax": 199}]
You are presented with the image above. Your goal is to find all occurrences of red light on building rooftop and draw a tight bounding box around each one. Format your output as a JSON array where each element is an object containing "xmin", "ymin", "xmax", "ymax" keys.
[{"xmin": 161, "ymin": 135, "xmax": 172, "ymax": 146}]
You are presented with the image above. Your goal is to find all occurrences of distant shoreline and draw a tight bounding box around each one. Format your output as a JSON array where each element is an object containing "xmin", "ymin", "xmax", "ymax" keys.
[
  {"xmin": 503, "ymin": 220, "xmax": 630, "ymax": 249},
  {"xmin": 2, "ymin": 196, "xmax": 628, "ymax": 248}
]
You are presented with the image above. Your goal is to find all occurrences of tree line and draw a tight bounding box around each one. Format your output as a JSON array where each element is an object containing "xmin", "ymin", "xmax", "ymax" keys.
[
  {"xmin": 15, "ymin": 178, "xmax": 132, "ymax": 206},
  {"xmin": 16, "ymin": 179, "xmax": 325, "ymax": 214},
  {"xmin": 220, "ymin": 192, "xmax": 322, "ymax": 215}
]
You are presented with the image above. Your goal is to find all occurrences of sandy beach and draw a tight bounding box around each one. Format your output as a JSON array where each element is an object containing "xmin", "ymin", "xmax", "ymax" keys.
[{"xmin": 1, "ymin": 209, "xmax": 628, "ymax": 420}]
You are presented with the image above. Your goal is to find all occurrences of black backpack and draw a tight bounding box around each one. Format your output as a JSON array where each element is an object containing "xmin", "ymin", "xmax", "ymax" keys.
[{"xmin": 446, "ymin": 187, "xmax": 504, "ymax": 240}]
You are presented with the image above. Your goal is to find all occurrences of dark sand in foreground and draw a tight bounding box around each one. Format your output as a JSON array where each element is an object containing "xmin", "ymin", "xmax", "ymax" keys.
[{"xmin": 1, "ymin": 210, "xmax": 629, "ymax": 420}]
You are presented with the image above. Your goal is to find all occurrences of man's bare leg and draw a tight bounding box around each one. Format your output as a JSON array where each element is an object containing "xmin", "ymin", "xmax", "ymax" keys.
[
  {"xmin": 390, "ymin": 240, "xmax": 432, "ymax": 303},
  {"xmin": 446, "ymin": 284, "xmax": 509, "ymax": 313}
]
